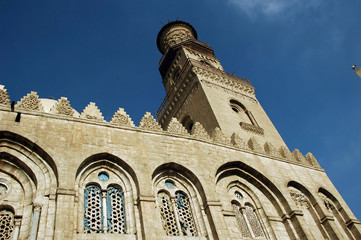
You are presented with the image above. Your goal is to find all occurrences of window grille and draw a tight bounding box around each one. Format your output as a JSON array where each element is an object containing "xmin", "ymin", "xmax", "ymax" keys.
[
  {"xmin": 84, "ymin": 185, "xmax": 103, "ymax": 233},
  {"xmin": 84, "ymin": 184, "xmax": 126, "ymax": 234},
  {"xmin": 0, "ymin": 210, "xmax": 14, "ymax": 240}
]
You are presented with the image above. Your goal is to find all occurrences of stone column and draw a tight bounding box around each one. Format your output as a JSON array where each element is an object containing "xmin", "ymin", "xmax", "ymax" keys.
[
  {"xmin": 12, "ymin": 217, "xmax": 22, "ymax": 240},
  {"xmin": 137, "ymin": 195, "xmax": 161, "ymax": 239},
  {"xmin": 102, "ymin": 191, "xmax": 108, "ymax": 232},
  {"xmin": 289, "ymin": 210, "xmax": 316, "ymax": 239},
  {"xmin": 29, "ymin": 204, "xmax": 42, "ymax": 240},
  {"xmin": 205, "ymin": 200, "xmax": 230, "ymax": 240}
]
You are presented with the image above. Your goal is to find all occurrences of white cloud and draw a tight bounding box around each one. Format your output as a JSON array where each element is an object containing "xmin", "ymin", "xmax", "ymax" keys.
[{"xmin": 228, "ymin": 0, "xmax": 322, "ymax": 18}]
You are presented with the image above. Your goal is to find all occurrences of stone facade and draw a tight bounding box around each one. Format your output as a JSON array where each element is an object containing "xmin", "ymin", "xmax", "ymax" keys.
[{"xmin": 0, "ymin": 21, "xmax": 360, "ymax": 240}]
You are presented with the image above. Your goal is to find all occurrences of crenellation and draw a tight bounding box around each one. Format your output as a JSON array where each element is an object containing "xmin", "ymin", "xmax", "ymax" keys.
[
  {"xmin": 0, "ymin": 85, "xmax": 11, "ymax": 106},
  {"xmin": 166, "ymin": 118, "xmax": 189, "ymax": 135},
  {"xmin": 80, "ymin": 102, "xmax": 104, "ymax": 121},
  {"xmin": 16, "ymin": 91, "xmax": 44, "ymax": 112},
  {"xmin": 110, "ymin": 108, "xmax": 135, "ymax": 127},
  {"xmin": 211, "ymin": 127, "xmax": 230, "ymax": 145},
  {"xmin": 190, "ymin": 122, "xmax": 211, "ymax": 141},
  {"xmin": 247, "ymin": 137, "xmax": 264, "ymax": 153},
  {"xmin": 139, "ymin": 112, "xmax": 162, "ymax": 131},
  {"xmin": 50, "ymin": 97, "xmax": 75, "ymax": 117}
]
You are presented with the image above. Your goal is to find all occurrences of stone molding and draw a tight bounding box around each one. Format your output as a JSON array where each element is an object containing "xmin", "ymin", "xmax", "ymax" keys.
[
  {"xmin": 201, "ymin": 80, "xmax": 258, "ymax": 104},
  {"xmin": 192, "ymin": 66, "xmax": 255, "ymax": 96}
]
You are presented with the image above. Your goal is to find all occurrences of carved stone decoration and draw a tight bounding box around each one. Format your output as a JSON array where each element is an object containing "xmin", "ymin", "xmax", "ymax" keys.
[
  {"xmin": 110, "ymin": 108, "xmax": 135, "ymax": 127},
  {"xmin": 211, "ymin": 127, "xmax": 230, "ymax": 145},
  {"xmin": 247, "ymin": 137, "xmax": 263, "ymax": 153},
  {"xmin": 289, "ymin": 187, "xmax": 309, "ymax": 209},
  {"xmin": 239, "ymin": 122, "xmax": 264, "ymax": 135},
  {"xmin": 306, "ymin": 153, "xmax": 321, "ymax": 168},
  {"xmin": 166, "ymin": 118, "xmax": 189, "ymax": 135},
  {"xmin": 0, "ymin": 85, "xmax": 10, "ymax": 106},
  {"xmin": 292, "ymin": 149, "xmax": 307, "ymax": 164},
  {"xmin": 318, "ymin": 192, "xmax": 335, "ymax": 212},
  {"xmin": 231, "ymin": 133, "xmax": 247, "ymax": 149},
  {"xmin": 279, "ymin": 146, "xmax": 293, "ymax": 160},
  {"xmin": 50, "ymin": 97, "xmax": 74, "ymax": 116},
  {"xmin": 190, "ymin": 122, "xmax": 210, "ymax": 141},
  {"xmin": 80, "ymin": 102, "xmax": 104, "ymax": 121},
  {"xmin": 264, "ymin": 142, "xmax": 281, "ymax": 157},
  {"xmin": 16, "ymin": 91, "xmax": 44, "ymax": 111},
  {"xmin": 139, "ymin": 112, "xmax": 162, "ymax": 131}
]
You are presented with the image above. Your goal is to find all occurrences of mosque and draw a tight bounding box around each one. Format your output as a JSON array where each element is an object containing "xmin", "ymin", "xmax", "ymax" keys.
[{"xmin": 0, "ymin": 21, "xmax": 360, "ymax": 239}]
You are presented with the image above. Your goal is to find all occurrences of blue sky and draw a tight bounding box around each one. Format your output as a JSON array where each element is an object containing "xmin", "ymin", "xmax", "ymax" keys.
[{"xmin": 1, "ymin": 0, "xmax": 360, "ymax": 219}]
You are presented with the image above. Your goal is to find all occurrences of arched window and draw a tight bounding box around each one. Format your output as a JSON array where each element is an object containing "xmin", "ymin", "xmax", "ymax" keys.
[
  {"xmin": 229, "ymin": 99, "xmax": 256, "ymax": 126},
  {"xmin": 181, "ymin": 115, "xmax": 194, "ymax": 133},
  {"xmin": 230, "ymin": 189, "xmax": 265, "ymax": 238},
  {"xmin": 0, "ymin": 209, "xmax": 14, "ymax": 240},
  {"xmin": 156, "ymin": 179, "xmax": 198, "ymax": 236},
  {"xmin": 81, "ymin": 171, "xmax": 127, "ymax": 234}
]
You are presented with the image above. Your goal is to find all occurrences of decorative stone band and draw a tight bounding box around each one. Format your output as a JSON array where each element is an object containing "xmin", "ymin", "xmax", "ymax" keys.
[
  {"xmin": 240, "ymin": 122, "xmax": 264, "ymax": 135},
  {"xmin": 192, "ymin": 65, "xmax": 255, "ymax": 96}
]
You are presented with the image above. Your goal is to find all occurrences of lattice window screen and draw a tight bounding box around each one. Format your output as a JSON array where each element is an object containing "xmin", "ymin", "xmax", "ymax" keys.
[
  {"xmin": 232, "ymin": 204, "xmax": 251, "ymax": 238},
  {"xmin": 107, "ymin": 186, "xmax": 126, "ymax": 234},
  {"xmin": 84, "ymin": 185, "xmax": 103, "ymax": 233},
  {"xmin": 244, "ymin": 205, "xmax": 264, "ymax": 237},
  {"xmin": 158, "ymin": 192, "xmax": 179, "ymax": 236},
  {"xmin": 175, "ymin": 192, "xmax": 197, "ymax": 236},
  {"xmin": 0, "ymin": 210, "xmax": 14, "ymax": 240}
]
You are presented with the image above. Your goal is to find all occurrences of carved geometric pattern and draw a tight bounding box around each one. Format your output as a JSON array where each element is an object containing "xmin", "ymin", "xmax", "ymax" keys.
[
  {"xmin": 292, "ymin": 149, "xmax": 306, "ymax": 163},
  {"xmin": 232, "ymin": 204, "xmax": 251, "ymax": 238},
  {"xmin": 244, "ymin": 205, "xmax": 264, "ymax": 237},
  {"xmin": 279, "ymin": 146, "xmax": 293, "ymax": 160},
  {"xmin": 175, "ymin": 191, "xmax": 197, "ymax": 236},
  {"xmin": 110, "ymin": 108, "xmax": 135, "ymax": 127},
  {"xmin": 191, "ymin": 122, "xmax": 210, "ymax": 140},
  {"xmin": 162, "ymin": 28, "xmax": 194, "ymax": 51},
  {"xmin": 306, "ymin": 152, "xmax": 320, "ymax": 167},
  {"xmin": 107, "ymin": 186, "xmax": 126, "ymax": 233},
  {"xmin": 264, "ymin": 142, "xmax": 281, "ymax": 157},
  {"xmin": 289, "ymin": 188, "xmax": 309, "ymax": 209},
  {"xmin": 139, "ymin": 112, "xmax": 162, "ymax": 131},
  {"xmin": 50, "ymin": 97, "xmax": 74, "ymax": 116},
  {"xmin": 231, "ymin": 133, "xmax": 247, "ymax": 149},
  {"xmin": 211, "ymin": 127, "xmax": 230, "ymax": 145},
  {"xmin": 84, "ymin": 185, "xmax": 102, "ymax": 233},
  {"xmin": 192, "ymin": 66, "xmax": 255, "ymax": 96},
  {"xmin": 167, "ymin": 118, "xmax": 189, "ymax": 135},
  {"xmin": 247, "ymin": 137, "xmax": 263, "ymax": 153},
  {"xmin": 0, "ymin": 85, "xmax": 10, "ymax": 106},
  {"xmin": 0, "ymin": 210, "xmax": 14, "ymax": 240},
  {"xmin": 16, "ymin": 91, "xmax": 44, "ymax": 111},
  {"xmin": 239, "ymin": 122, "xmax": 264, "ymax": 135},
  {"xmin": 80, "ymin": 102, "xmax": 104, "ymax": 121},
  {"xmin": 158, "ymin": 192, "xmax": 179, "ymax": 236}
]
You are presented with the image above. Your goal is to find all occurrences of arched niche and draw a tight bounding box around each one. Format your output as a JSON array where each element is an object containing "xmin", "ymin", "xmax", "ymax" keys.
[
  {"xmin": 74, "ymin": 153, "xmax": 139, "ymax": 238},
  {"xmin": 0, "ymin": 131, "xmax": 58, "ymax": 240}
]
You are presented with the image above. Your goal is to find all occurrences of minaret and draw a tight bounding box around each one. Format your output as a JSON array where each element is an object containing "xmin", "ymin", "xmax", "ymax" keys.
[{"xmin": 156, "ymin": 21, "xmax": 287, "ymax": 149}]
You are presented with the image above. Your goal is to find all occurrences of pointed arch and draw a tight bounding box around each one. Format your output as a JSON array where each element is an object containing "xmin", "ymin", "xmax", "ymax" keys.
[
  {"xmin": 216, "ymin": 161, "xmax": 302, "ymax": 239},
  {"xmin": 0, "ymin": 131, "xmax": 58, "ymax": 240},
  {"xmin": 75, "ymin": 153, "xmax": 139, "ymax": 237},
  {"xmin": 318, "ymin": 187, "xmax": 361, "ymax": 239},
  {"xmin": 152, "ymin": 162, "xmax": 210, "ymax": 237}
]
